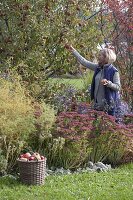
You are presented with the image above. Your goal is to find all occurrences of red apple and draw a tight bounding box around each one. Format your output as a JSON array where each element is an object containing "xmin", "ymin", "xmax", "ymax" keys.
[
  {"xmin": 23, "ymin": 152, "xmax": 31, "ymax": 159},
  {"xmin": 20, "ymin": 154, "xmax": 24, "ymax": 158},
  {"xmin": 41, "ymin": 156, "xmax": 45, "ymax": 160},
  {"xmin": 29, "ymin": 156, "xmax": 35, "ymax": 161}
]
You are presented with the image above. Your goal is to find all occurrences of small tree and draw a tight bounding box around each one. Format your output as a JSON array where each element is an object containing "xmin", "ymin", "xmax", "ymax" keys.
[
  {"xmin": 100, "ymin": 0, "xmax": 133, "ymax": 106},
  {"xmin": 0, "ymin": 0, "xmax": 103, "ymax": 83}
]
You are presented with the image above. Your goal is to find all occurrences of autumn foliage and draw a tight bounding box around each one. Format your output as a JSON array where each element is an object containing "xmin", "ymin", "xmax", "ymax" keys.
[{"xmin": 102, "ymin": 0, "xmax": 133, "ymax": 105}]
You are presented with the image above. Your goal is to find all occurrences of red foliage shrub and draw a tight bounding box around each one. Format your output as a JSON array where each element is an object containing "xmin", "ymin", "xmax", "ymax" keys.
[
  {"xmin": 55, "ymin": 109, "xmax": 133, "ymax": 141},
  {"xmin": 54, "ymin": 108, "xmax": 133, "ymax": 164}
]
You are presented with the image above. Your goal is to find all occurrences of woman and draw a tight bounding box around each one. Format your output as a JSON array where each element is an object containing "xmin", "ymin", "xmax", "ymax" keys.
[{"xmin": 65, "ymin": 44, "xmax": 121, "ymax": 116}]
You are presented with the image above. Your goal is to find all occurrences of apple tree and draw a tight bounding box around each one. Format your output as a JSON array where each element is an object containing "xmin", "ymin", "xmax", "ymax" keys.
[{"xmin": 0, "ymin": 0, "xmax": 103, "ymax": 84}]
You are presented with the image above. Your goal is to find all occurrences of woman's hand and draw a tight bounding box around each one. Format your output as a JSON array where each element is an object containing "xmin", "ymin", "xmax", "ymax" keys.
[
  {"xmin": 64, "ymin": 44, "xmax": 74, "ymax": 52},
  {"xmin": 101, "ymin": 79, "xmax": 109, "ymax": 85}
]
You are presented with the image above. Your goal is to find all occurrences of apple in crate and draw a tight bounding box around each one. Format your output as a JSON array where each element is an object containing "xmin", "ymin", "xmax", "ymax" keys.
[
  {"xmin": 19, "ymin": 157, "xmax": 28, "ymax": 161},
  {"xmin": 23, "ymin": 152, "xmax": 31, "ymax": 159},
  {"xmin": 41, "ymin": 156, "xmax": 45, "ymax": 160},
  {"xmin": 19, "ymin": 152, "xmax": 31, "ymax": 161},
  {"xmin": 20, "ymin": 154, "xmax": 24, "ymax": 158},
  {"xmin": 29, "ymin": 156, "xmax": 35, "ymax": 161},
  {"xmin": 32, "ymin": 152, "xmax": 41, "ymax": 160}
]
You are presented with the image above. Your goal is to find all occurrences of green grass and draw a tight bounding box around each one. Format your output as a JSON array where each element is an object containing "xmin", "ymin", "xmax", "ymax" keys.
[
  {"xmin": 48, "ymin": 71, "xmax": 93, "ymax": 90},
  {"xmin": 0, "ymin": 163, "xmax": 133, "ymax": 200},
  {"xmin": 48, "ymin": 78, "xmax": 85, "ymax": 90}
]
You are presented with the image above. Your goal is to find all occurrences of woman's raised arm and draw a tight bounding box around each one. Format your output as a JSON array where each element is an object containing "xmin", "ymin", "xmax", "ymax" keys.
[{"xmin": 65, "ymin": 44, "xmax": 98, "ymax": 71}]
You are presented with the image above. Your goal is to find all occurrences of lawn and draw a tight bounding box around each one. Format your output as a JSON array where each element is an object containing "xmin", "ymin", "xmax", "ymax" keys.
[
  {"xmin": 0, "ymin": 163, "xmax": 133, "ymax": 200},
  {"xmin": 48, "ymin": 78, "xmax": 86, "ymax": 90},
  {"xmin": 48, "ymin": 71, "xmax": 93, "ymax": 90}
]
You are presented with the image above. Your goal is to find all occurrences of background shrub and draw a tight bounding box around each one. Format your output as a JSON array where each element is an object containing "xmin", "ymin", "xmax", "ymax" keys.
[
  {"xmin": 0, "ymin": 77, "xmax": 56, "ymax": 174},
  {"xmin": 0, "ymin": 77, "xmax": 35, "ymax": 173},
  {"xmin": 28, "ymin": 101, "xmax": 56, "ymax": 153}
]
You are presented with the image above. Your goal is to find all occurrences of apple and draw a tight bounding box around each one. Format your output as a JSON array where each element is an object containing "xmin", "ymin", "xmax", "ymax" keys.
[
  {"xmin": 20, "ymin": 154, "xmax": 24, "ymax": 158},
  {"xmin": 18, "ymin": 152, "xmax": 45, "ymax": 161},
  {"xmin": 41, "ymin": 156, "xmax": 45, "ymax": 160},
  {"xmin": 19, "ymin": 157, "xmax": 28, "ymax": 161},
  {"xmin": 29, "ymin": 156, "xmax": 35, "ymax": 161},
  {"xmin": 23, "ymin": 152, "xmax": 31, "ymax": 159},
  {"xmin": 32, "ymin": 152, "xmax": 41, "ymax": 160}
]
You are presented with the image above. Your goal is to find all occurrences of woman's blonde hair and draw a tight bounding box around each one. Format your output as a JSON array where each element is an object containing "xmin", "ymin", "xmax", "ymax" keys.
[{"xmin": 101, "ymin": 48, "xmax": 116, "ymax": 64}]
